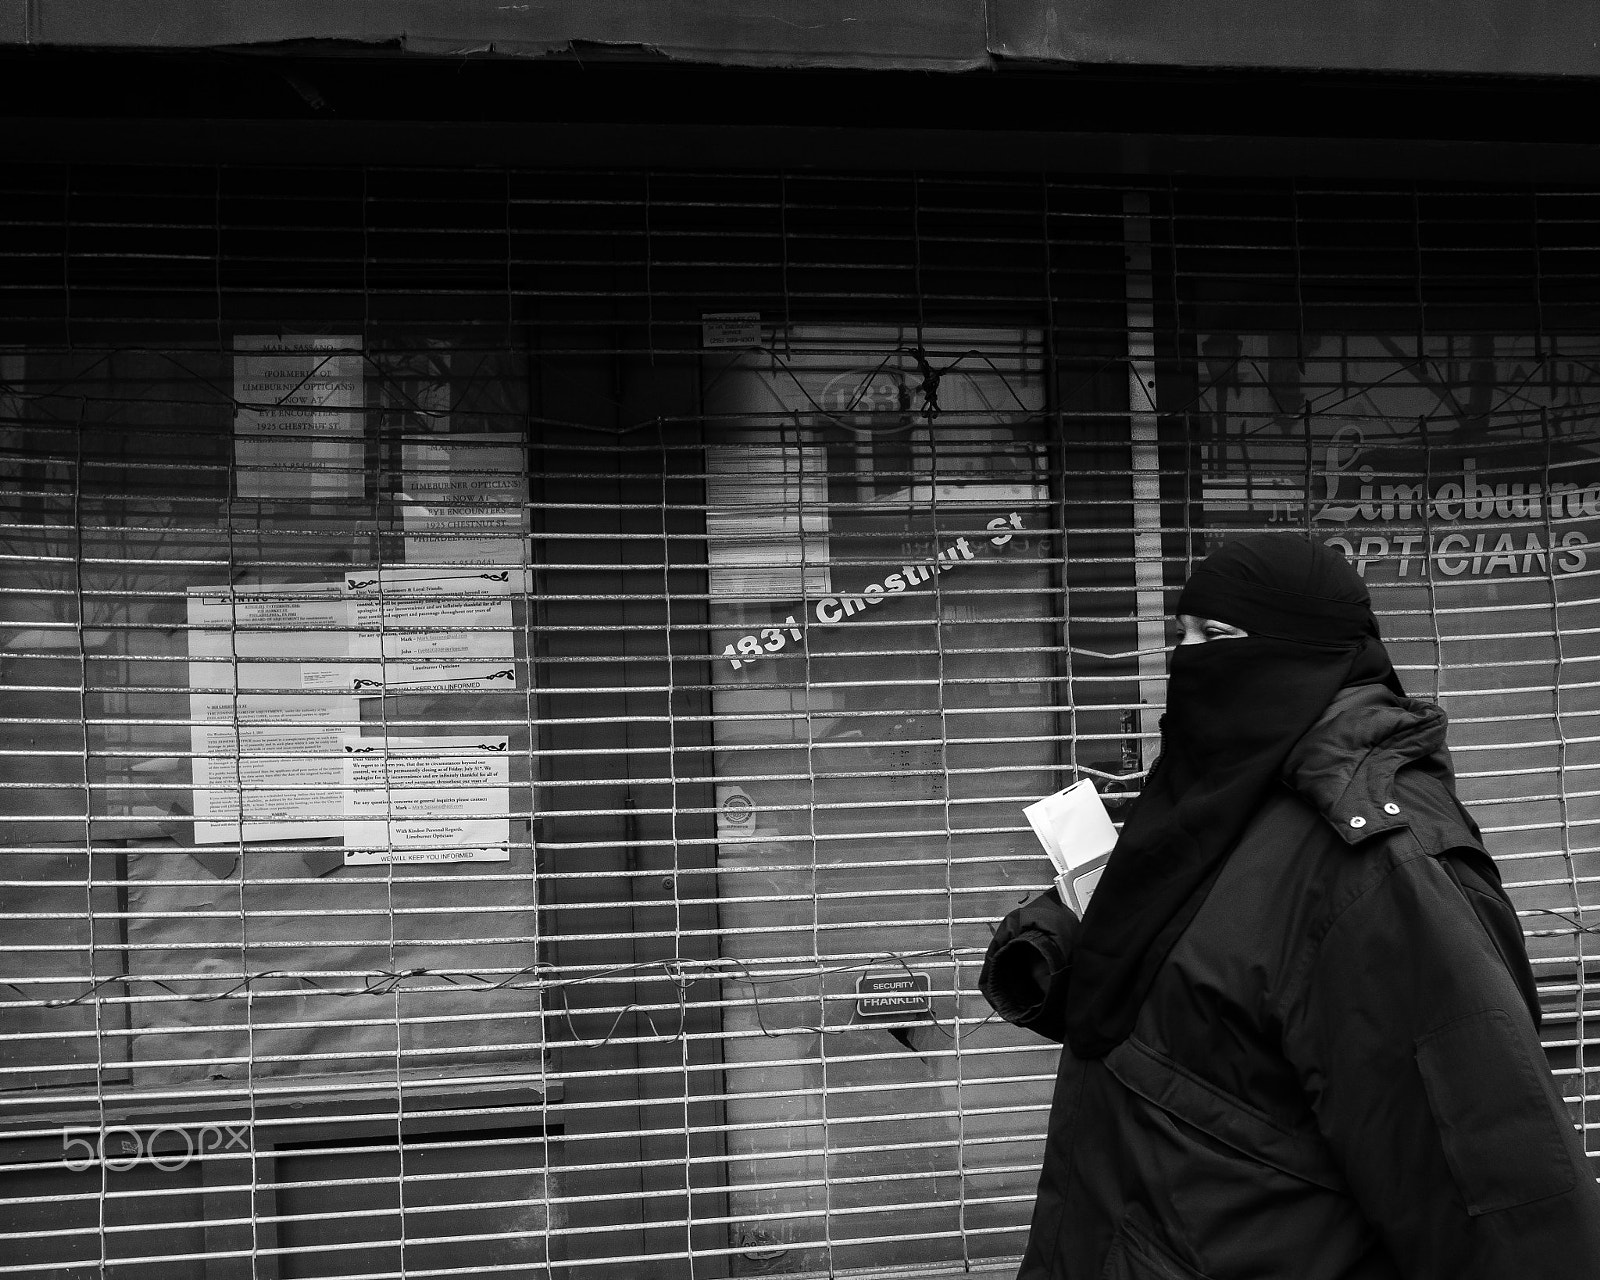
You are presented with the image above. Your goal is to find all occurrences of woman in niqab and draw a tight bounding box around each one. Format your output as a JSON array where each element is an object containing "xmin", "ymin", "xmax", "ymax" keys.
[{"xmin": 981, "ymin": 533, "xmax": 1600, "ymax": 1279}]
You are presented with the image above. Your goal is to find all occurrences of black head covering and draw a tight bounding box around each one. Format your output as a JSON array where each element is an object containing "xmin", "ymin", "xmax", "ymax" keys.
[{"xmin": 1062, "ymin": 533, "xmax": 1403, "ymax": 1059}]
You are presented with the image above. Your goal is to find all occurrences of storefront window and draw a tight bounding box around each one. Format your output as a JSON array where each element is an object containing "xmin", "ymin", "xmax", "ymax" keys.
[{"xmin": 0, "ymin": 337, "xmax": 553, "ymax": 1269}]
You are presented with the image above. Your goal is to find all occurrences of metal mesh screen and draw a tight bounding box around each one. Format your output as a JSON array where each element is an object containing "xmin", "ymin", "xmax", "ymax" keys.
[{"xmin": 0, "ymin": 164, "xmax": 1596, "ymax": 1278}]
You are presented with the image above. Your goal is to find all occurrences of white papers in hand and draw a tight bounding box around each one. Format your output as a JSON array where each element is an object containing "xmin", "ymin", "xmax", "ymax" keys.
[{"xmin": 1023, "ymin": 778, "xmax": 1119, "ymax": 913}]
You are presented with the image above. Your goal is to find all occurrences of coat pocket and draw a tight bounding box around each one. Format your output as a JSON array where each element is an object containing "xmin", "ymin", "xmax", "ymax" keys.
[
  {"xmin": 1414, "ymin": 1007, "xmax": 1574, "ymax": 1215},
  {"xmin": 1103, "ymin": 1036, "xmax": 1346, "ymax": 1192},
  {"xmin": 1100, "ymin": 1220, "xmax": 1213, "ymax": 1280}
]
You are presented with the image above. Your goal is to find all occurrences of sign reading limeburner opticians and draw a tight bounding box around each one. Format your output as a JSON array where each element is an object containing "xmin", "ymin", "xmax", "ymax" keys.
[
  {"xmin": 1311, "ymin": 447, "xmax": 1597, "ymax": 580},
  {"xmin": 854, "ymin": 971, "xmax": 933, "ymax": 1018},
  {"xmin": 1208, "ymin": 440, "xmax": 1600, "ymax": 580},
  {"xmin": 1196, "ymin": 334, "xmax": 1600, "ymax": 581}
]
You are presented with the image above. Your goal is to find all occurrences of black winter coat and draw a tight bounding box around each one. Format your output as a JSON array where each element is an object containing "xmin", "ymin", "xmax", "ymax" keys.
[{"xmin": 982, "ymin": 687, "xmax": 1600, "ymax": 1279}]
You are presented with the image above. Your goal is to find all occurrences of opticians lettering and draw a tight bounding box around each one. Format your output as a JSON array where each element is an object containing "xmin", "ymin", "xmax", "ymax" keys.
[{"xmin": 1324, "ymin": 530, "xmax": 1588, "ymax": 579}]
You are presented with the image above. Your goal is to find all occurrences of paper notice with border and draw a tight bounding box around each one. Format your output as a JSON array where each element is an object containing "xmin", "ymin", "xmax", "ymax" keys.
[
  {"xmin": 234, "ymin": 334, "xmax": 364, "ymax": 500},
  {"xmin": 342, "ymin": 735, "xmax": 512, "ymax": 864},
  {"xmin": 343, "ymin": 566, "xmax": 520, "ymax": 695},
  {"xmin": 402, "ymin": 436, "xmax": 528, "ymax": 564},
  {"xmin": 190, "ymin": 694, "xmax": 359, "ymax": 844},
  {"xmin": 189, "ymin": 570, "xmax": 521, "ymax": 697}
]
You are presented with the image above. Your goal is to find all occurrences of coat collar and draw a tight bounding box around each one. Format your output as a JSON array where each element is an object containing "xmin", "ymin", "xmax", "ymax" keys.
[{"xmin": 1281, "ymin": 684, "xmax": 1475, "ymax": 851}]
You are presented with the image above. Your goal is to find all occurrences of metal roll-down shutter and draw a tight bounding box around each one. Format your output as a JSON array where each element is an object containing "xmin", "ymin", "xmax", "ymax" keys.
[{"xmin": 0, "ymin": 165, "xmax": 1595, "ymax": 1278}]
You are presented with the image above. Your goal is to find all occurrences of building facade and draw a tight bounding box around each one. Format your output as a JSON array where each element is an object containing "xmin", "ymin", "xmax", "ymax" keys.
[{"xmin": 2, "ymin": 7, "xmax": 1600, "ymax": 1277}]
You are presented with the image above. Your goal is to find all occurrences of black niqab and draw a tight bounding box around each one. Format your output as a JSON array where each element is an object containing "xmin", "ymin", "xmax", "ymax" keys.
[{"xmin": 1063, "ymin": 534, "xmax": 1403, "ymax": 1060}]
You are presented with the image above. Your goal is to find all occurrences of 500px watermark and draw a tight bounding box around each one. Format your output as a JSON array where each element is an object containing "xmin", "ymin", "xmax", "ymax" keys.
[{"xmin": 61, "ymin": 1124, "xmax": 249, "ymax": 1173}]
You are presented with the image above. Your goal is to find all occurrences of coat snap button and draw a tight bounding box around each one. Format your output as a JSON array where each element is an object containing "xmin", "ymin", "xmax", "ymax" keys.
[
  {"xmin": 1349, "ymin": 815, "xmax": 1367, "ymax": 829},
  {"xmin": 1383, "ymin": 802, "xmax": 1401, "ymax": 815}
]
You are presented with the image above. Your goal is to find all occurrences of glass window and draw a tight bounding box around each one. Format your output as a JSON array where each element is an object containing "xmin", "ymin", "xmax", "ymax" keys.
[{"xmin": 0, "ymin": 338, "xmax": 542, "ymax": 1094}]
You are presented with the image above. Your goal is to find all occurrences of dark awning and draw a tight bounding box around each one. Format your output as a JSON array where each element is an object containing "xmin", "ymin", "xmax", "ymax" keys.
[{"xmin": 6, "ymin": 0, "xmax": 1600, "ymax": 77}]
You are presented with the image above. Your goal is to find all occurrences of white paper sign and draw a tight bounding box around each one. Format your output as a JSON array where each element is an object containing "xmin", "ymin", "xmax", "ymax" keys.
[
  {"xmin": 701, "ymin": 312, "xmax": 761, "ymax": 349},
  {"xmin": 234, "ymin": 335, "xmax": 364, "ymax": 500},
  {"xmin": 189, "ymin": 570, "xmax": 521, "ymax": 697},
  {"xmin": 190, "ymin": 694, "xmax": 359, "ymax": 844},
  {"xmin": 188, "ymin": 581, "xmax": 358, "ymax": 693},
  {"xmin": 402, "ymin": 436, "xmax": 527, "ymax": 564},
  {"xmin": 342, "ymin": 735, "xmax": 512, "ymax": 863},
  {"xmin": 343, "ymin": 566, "xmax": 519, "ymax": 695}
]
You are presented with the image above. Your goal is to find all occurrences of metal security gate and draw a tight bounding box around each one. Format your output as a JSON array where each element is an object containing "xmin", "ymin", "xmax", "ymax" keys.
[{"xmin": 0, "ymin": 164, "xmax": 1597, "ymax": 1278}]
